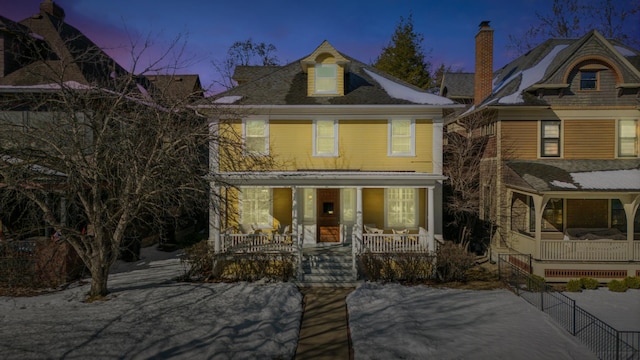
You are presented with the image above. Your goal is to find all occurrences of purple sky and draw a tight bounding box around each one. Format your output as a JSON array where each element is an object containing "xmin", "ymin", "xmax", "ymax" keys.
[{"xmin": 2, "ymin": 0, "xmax": 638, "ymax": 94}]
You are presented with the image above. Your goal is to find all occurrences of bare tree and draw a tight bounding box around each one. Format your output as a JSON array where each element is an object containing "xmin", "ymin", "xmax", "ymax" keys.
[
  {"xmin": 211, "ymin": 38, "xmax": 279, "ymax": 91},
  {"xmin": 0, "ymin": 24, "xmax": 269, "ymax": 298},
  {"xmin": 508, "ymin": 0, "xmax": 640, "ymax": 56}
]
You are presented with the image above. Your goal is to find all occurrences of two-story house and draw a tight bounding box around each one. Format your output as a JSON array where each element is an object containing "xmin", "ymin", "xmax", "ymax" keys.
[
  {"xmin": 201, "ymin": 41, "xmax": 460, "ymax": 260},
  {"xmin": 447, "ymin": 23, "xmax": 640, "ymax": 281}
]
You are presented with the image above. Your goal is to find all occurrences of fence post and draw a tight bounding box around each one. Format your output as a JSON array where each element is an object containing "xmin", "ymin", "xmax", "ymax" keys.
[
  {"xmin": 616, "ymin": 331, "xmax": 619, "ymax": 360},
  {"xmin": 572, "ymin": 300, "xmax": 576, "ymax": 336},
  {"xmin": 540, "ymin": 290, "xmax": 544, "ymax": 311}
]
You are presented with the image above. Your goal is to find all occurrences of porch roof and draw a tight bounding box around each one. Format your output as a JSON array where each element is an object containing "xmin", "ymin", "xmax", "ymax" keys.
[
  {"xmin": 504, "ymin": 160, "xmax": 640, "ymax": 193},
  {"xmin": 213, "ymin": 171, "xmax": 446, "ymax": 187}
]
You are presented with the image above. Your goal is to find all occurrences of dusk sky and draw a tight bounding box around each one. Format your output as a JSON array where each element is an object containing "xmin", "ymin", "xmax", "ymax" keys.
[{"xmin": 2, "ymin": 0, "xmax": 638, "ymax": 94}]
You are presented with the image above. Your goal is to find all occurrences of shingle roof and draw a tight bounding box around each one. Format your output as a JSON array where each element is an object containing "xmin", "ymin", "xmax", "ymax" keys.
[
  {"xmin": 208, "ymin": 44, "xmax": 456, "ymax": 106},
  {"xmin": 440, "ymin": 72, "xmax": 474, "ymax": 100},
  {"xmin": 504, "ymin": 159, "xmax": 640, "ymax": 193},
  {"xmin": 145, "ymin": 74, "xmax": 203, "ymax": 100}
]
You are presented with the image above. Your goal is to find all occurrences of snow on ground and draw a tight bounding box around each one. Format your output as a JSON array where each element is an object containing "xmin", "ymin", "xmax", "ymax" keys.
[
  {"xmin": 347, "ymin": 283, "xmax": 597, "ymax": 359},
  {"xmin": 564, "ymin": 288, "xmax": 640, "ymax": 331},
  {"xmin": 0, "ymin": 247, "xmax": 302, "ymax": 359},
  {"xmin": 1, "ymin": 246, "xmax": 637, "ymax": 359}
]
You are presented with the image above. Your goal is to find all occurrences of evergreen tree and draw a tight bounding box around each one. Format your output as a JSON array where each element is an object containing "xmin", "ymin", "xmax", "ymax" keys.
[{"xmin": 373, "ymin": 14, "xmax": 433, "ymax": 90}]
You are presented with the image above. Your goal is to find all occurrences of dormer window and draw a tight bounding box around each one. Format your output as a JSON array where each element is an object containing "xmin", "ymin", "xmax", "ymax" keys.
[
  {"xmin": 580, "ymin": 71, "xmax": 598, "ymax": 90},
  {"xmin": 315, "ymin": 63, "xmax": 337, "ymax": 94}
]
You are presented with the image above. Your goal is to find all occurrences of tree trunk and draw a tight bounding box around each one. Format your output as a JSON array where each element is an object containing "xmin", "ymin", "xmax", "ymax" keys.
[{"xmin": 88, "ymin": 260, "xmax": 110, "ymax": 298}]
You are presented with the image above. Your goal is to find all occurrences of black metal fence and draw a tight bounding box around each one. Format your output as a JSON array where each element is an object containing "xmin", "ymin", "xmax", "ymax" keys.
[{"xmin": 499, "ymin": 253, "xmax": 640, "ymax": 360}]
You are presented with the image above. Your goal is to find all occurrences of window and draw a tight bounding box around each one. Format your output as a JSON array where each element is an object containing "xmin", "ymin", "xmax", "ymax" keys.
[
  {"xmin": 314, "ymin": 119, "xmax": 337, "ymax": 156},
  {"xmin": 618, "ymin": 119, "xmax": 638, "ymax": 157},
  {"xmin": 389, "ymin": 119, "xmax": 415, "ymax": 156},
  {"xmin": 579, "ymin": 71, "xmax": 598, "ymax": 90},
  {"xmin": 540, "ymin": 121, "xmax": 561, "ymax": 157},
  {"xmin": 385, "ymin": 188, "xmax": 417, "ymax": 228},
  {"xmin": 611, "ymin": 199, "xmax": 626, "ymax": 231},
  {"xmin": 341, "ymin": 188, "xmax": 356, "ymax": 223},
  {"xmin": 241, "ymin": 187, "xmax": 272, "ymax": 227},
  {"xmin": 530, "ymin": 198, "xmax": 563, "ymax": 232},
  {"xmin": 244, "ymin": 119, "xmax": 268, "ymax": 155},
  {"xmin": 303, "ymin": 188, "xmax": 315, "ymax": 222},
  {"xmin": 315, "ymin": 63, "xmax": 337, "ymax": 94}
]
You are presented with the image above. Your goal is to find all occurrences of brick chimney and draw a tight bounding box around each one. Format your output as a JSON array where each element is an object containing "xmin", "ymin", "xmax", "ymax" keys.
[
  {"xmin": 40, "ymin": 0, "xmax": 65, "ymax": 20},
  {"xmin": 474, "ymin": 21, "xmax": 493, "ymax": 106}
]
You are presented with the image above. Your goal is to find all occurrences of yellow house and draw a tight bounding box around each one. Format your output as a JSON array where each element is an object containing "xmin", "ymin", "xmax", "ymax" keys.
[
  {"xmin": 199, "ymin": 41, "xmax": 459, "ymax": 262},
  {"xmin": 445, "ymin": 24, "xmax": 640, "ymax": 281}
]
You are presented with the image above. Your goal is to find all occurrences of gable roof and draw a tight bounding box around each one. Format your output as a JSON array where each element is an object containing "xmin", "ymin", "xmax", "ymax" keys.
[
  {"xmin": 439, "ymin": 72, "xmax": 474, "ymax": 101},
  {"xmin": 464, "ymin": 30, "xmax": 640, "ymax": 110},
  {"xmin": 0, "ymin": 6, "xmax": 125, "ymax": 87},
  {"xmin": 208, "ymin": 41, "xmax": 456, "ymax": 107},
  {"xmin": 145, "ymin": 74, "xmax": 204, "ymax": 100}
]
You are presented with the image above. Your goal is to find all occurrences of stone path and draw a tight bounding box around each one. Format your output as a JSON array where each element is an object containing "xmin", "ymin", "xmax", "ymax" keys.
[{"xmin": 295, "ymin": 287, "xmax": 354, "ymax": 359}]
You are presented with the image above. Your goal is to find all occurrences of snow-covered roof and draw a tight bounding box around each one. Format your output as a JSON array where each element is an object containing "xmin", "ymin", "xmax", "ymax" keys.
[{"xmin": 363, "ymin": 69, "xmax": 455, "ymax": 105}]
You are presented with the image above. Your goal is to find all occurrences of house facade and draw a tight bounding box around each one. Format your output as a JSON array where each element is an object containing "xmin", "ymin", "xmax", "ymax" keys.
[
  {"xmin": 447, "ymin": 23, "xmax": 640, "ymax": 281},
  {"xmin": 202, "ymin": 41, "xmax": 459, "ymax": 256}
]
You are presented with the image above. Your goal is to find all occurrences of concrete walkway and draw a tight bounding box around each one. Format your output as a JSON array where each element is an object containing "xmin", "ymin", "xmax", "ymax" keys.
[{"xmin": 295, "ymin": 287, "xmax": 354, "ymax": 359}]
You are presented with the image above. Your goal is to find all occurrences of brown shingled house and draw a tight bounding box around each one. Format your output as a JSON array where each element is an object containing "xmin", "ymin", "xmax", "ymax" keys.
[{"xmin": 445, "ymin": 23, "xmax": 640, "ymax": 282}]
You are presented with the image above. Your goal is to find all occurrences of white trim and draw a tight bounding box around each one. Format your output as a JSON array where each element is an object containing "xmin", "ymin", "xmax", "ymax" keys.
[
  {"xmin": 239, "ymin": 187, "xmax": 273, "ymax": 228},
  {"xmin": 242, "ymin": 117, "xmax": 269, "ymax": 156},
  {"xmin": 387, "ymin": 119, "xmax": 415, "ymax": 157},
  {"xmin": 384, "ymin": 188, "xmax": 419, "ymax": 228},
  {"xmin": 314, "ymin": 63, "xmax": 338, "ymax": 94},
  {"xmin": 616, "ymin": 118, "xmax": 638, "ymax": 158},
  {"xmin": 313, "ymin": 119, "xmax": 338, "ymax": 157}
]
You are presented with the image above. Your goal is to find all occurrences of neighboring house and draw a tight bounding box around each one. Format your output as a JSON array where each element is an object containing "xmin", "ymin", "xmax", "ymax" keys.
[
  {"xmin": 201, "ymin": 41, "xmax": 460, "ymax": 258},
  {"xmin": 446, "ymin": 22, "xmax": 640, "ymax": 281}
]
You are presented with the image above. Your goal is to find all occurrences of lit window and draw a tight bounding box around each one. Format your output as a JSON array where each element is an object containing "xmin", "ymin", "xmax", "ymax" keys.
[
  {"xmin": 386, "ymin": 188, "xmax": 417, "ymax": 228},
  {"xmin": 540, "ymin": 121, "xmax": 561, "ymax": 157},
  {"xmin": 389, "ymin": 119, "xmax": 415, "ymax": 156},
  {"xmin": 580, "ymin": 71, "xmax": 597, "ymax": 90},
  {"xmin": 241, "ymin": 187, "xmax": 272, "ymax": 227},
  {"xmin": 244, "ymin": 119, "xmax": 268, "ymax": 155},
  {"xmin": 314, "ymin": 119, "xmax": 337, "ymax": 156},
  {"xmin": 618, "ymin": 119, "xmax": 638, "ymax": 157},
  {"xmin": 315, "ymin": 64, "xmax": 337, "ymax": 94},
  {"xmin": 530, "ymin": 198, "xmax": 563, "ymax": 232}
]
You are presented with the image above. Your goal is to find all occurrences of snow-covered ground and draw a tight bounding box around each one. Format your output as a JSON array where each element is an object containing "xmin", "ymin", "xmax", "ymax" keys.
[
  {"xmin": 564, "ymin": 287, "xmax": 640, "ymax": 331},
  {"xmin": 0, "ymin": 246, "xmax": 637, "ymax": 359}
]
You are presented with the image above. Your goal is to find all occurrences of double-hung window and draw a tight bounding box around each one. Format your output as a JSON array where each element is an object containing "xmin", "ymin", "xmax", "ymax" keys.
[
  {"xmin": 314, "ymin": 119, "xmax": 337, "ymax": 156},
  {"xmin": 244, "ymin": 119, "xmax": 268, "ymax": 155},
  {"xmin": 315, "ymin": 64, "xmax": 337, "ymax": 94},
  {"xmin": 241, "ymin": 187, "xmax": 272, "ymax": 227},
  {"xmin": 385, "ymin": 188, "xmax": 417, "ymax": 228},
  {"xmin": 618, "ymin": 119, "xmax": 638, "ymax": 157},
  {"xmin": 389, "ymin": 119, "xmax": 415, "ymax": 156},
  {"xmin": 579, "ymin": 71, "xmax": 598, "ymax": 90},
  {"xmin": 540, "ymin": 120, "xmax": 561, "ymax": 157}
]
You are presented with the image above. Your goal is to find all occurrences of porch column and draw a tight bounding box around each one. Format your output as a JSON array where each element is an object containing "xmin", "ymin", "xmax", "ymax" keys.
[
  {"xmin": 210, "ymin": 182, "xmax": 221, "ymax": 253},
  {"xmin": 427, "ymin": 186, "xmax": 435, "ymax": 252},
  {"xmin": 532, "ymin": 195, "xmax": 545, "ymax": 260},
  {"xmin": 355, "ymin": 187, "xmax": 363, "ymax": 252},
  {"xmin": 622, "ymin": 195, "xmax": 639, "ymax": 261},
  {"xmin": 291, "ymin": 186, "xmax": 299, "ymax": 245}
]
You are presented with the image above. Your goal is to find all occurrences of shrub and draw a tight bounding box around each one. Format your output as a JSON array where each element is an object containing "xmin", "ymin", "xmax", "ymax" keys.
[
  {"xmin": 527, "ymin": 274, "xmax": 547, "ymax": 292},
  {"xmin": 359, "ymin": 252, "xmax": 435, "ymax": 283},
  {"xmin": 435, "ymin": 241, "xmax": 476, "ymax": 283},
  {"xmin": 607, "ymin": 279, "xmax": 628, "ymax": 292},
  {"xmin": 213, "ymin": 253, "xmax": 296, "ymax": 282},
  {"xmin": 180, "ymin": 240, "xmax": 214, "ymax": 281},
  {"xmin": 623, "ymin": 276, "xmax": 640, "ymax": 289},
  {"xmin": 580, "ymin": 277, "xmax": 599, "ymax": 290},
  {"xmin": 566, "ymin": 279, "xmax": 583, "ymax": 292}
]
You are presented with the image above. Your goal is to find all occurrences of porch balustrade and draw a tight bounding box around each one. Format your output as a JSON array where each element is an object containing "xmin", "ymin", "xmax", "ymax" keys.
[
  {"xmin": 540, "ymin": 240, "xmax": 632, "ymax": 261},
  {"xmin": 360, "ymin": 233, "xmax": 429, "ymax": 253},
  {"xmin": 221, "ymin": 233, "xmax": 297, "ymax": 253}
]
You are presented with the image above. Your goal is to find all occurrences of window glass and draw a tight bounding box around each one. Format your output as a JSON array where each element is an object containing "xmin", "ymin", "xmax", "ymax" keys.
[
  {"xmin": 241, "ymin": 187, "xmax": 272, "ymax": 227},
  {"xmin": 315, "ymin": 64, "xmax": 337, "ymax": 93},
  {"xmin": 245, "ymin": 119, "xmax": 267, "ymax": 155},
  {"xmin": 341, "ymin": 188, "xmax": 355, "ymax": 223},
  {"xmin": 530, "ymin": 198, "xmax": 563, "ymax": 232},
  {"xmin": 618, "ymin": 119, "xmax": 637, "ymax": 157},
  {"xmin": 315, "ymin": 120, "xmax": 336, "ymax": 156},
  {"xmin": 386, "ymin": 188, "xmax": 417, "ymax": 228},
  {"xmin": 303, "ymin": 188, "xmax": 315, "ymax": 222},
  {"xmin": 390, "ymin": 119, "xmax": 413, "ymax": 155},
  {"xmin": 541, "ymin": 121, "xmax": 560, "ymax": 157},
  {"xmin": 580, "ymin": 71, "xmax": 597, "ymax": 90},
  {"xmin": 611, "ymin": 199, "xmax": 626, "ymax": 231}
]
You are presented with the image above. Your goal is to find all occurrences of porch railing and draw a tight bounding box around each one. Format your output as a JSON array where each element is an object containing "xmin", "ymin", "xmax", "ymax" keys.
[
  {"xmin": 540, "ymin": 240, "xmax": 630, "ymax": 261},
  {"xmin": 221, "ymin": 233, "xmax": 297, "ymax": 253},
  {"xmin": 635, "ymin": 242, "xmax": 640, "ymax": 261},
  {"xmin": 360, "ymin": 232, "xmax": 429, "ymax": 253}
]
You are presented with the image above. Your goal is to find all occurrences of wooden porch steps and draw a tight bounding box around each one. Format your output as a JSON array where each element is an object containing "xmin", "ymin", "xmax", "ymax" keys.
[{"xmin": 296, "ymin": 244, "xmax": 361, "ymax": 288}]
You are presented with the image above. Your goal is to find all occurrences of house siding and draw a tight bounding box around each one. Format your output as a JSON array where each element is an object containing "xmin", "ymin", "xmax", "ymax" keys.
[
  {"xmin": 564, "ymin": 119, "xmax": 615, "ymax": 159},
  {"xmin": 501, "ymin": 120, "xmax": 538, "ymax": 159}
]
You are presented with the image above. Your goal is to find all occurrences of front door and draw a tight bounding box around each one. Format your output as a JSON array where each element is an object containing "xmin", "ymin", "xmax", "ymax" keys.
[{"xmin": 317, "ymin": 189, "xmax": 340, "ymax": 242}]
